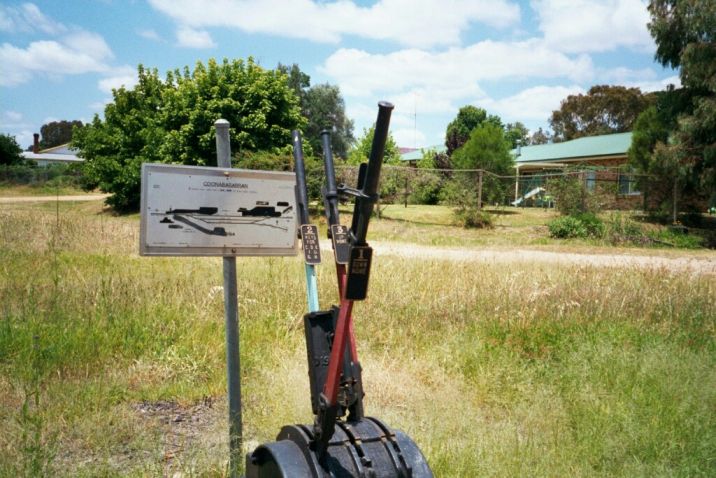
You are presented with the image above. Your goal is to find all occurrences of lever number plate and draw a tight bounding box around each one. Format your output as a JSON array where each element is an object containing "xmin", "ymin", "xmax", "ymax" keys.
[
  {"xmin": 331, "ymin": 225, "xmax": 351, "ymax": 265},
  {"xmin": 301, "ymin": 224, "xmax": 321, "ymax": 265},
  {"xmin": 345, "ymin": 245, "xmax": 372, "ymax": 300}
]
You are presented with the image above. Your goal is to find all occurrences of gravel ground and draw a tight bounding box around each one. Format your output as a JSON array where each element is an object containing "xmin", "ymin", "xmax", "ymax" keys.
[{"xmin": 369, "ymin": 241, "xmax": 716, "ymax": 276}]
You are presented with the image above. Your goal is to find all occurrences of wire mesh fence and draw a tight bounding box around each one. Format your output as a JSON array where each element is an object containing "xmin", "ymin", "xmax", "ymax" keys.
[
  {"xmin": 329, "ymin": 164, "xmax": 653, "ymax": 212},
  {"xmin": 0, "ymin": 163, "xmax": 84, "ymax": 188}
]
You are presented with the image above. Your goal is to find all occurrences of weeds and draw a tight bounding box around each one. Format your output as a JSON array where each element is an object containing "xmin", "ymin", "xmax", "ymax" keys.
[{"xmin": 0, "ymin": 202, "xmax": 714, "ymax": 476}]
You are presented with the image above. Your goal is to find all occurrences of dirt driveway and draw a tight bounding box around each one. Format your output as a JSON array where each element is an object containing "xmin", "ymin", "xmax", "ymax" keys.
[{"xmin": 371, "ymin": 241, "xmax": 716, "ymax": 276}]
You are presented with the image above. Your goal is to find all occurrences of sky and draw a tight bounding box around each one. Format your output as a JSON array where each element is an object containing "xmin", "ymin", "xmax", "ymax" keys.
[{"xmin": 1, "ymin": 0, "xmax": 679, "ymax": 152}]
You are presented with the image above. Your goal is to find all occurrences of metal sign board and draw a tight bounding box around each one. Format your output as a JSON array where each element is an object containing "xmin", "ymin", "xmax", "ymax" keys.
[
  {"xmin": 345, "ymin": 245, "xmax": 373, "ymax": 300},
  {"xmin": 330, "ymin": 225, "xmax": 351, "ymax": 265},
  {"xmin": 300, "ymin": 224, "xmax": 321, "ymax": 265},
  {"xmin": 140, "ymin": 163, "xmax": 297, "ymax": 256}
]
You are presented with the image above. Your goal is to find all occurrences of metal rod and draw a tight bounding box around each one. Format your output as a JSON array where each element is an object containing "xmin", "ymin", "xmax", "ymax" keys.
[
  {"xmin": 352, "ymin": 101, "xmax": 394, "ymax": 245},
  {"xmin": 321, "ymin": 130, "xmax": 341, "ymax": 230},
  {"xmin": 292, "ymin": 130, "xmax": 320, "ymax": 312},
  {"xmin": 215, "ymin": 119, "xmax": 242, "ymax": 478},
  {"xmin": 320, "ymin": 129, "xmax": 360, "ymax": 378},
  {"xmin": 293, "ymin": 131, "xmax": 311, "ymax": 226},
  {"xmin": 322, "ymin": 103, "xmax": 394, "ymax": 410}
]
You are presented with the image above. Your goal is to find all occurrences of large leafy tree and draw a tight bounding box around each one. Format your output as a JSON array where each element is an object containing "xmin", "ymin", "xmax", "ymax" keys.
[
  {"xmin": 346, "ymin": 126, "xmax": 399, "ymax": 165},
  {"xmin": 645, "ymin": 0, "xmax": 716, "ymax": 202},
  {"xmin": 529, "ymin": 127, "xmax": 552, "ymax": 145},
  {"xmin": 1, "ymin": 133, "xmax": 23, "ymax": 166},
  {"xmin": 445, "ymin": 105, "xmax": 502, "ymax": 156},
  {"xmin": 450, "ymin": 122, "xmax": 514, "ymax": 206},
  {"xmin": 550, "ymin": 85, "xmax": 654, "ymax": 142},
  {"xmin": 451, "ymin": 122, "xmax": 514, "ymax": 174},
  {"xmin": 277, "ymin": 63, "xmax": 354, "ymax": 158},
  {"xmin": 40, "ymin": 120, "xmax": 83, "ymax": 149},
  {"xmin": 504, "ymin": 122, "xmax": 529, "ymax": 149},
  {"xmin": 73, "ymin": 58, "xmax": 304, "ymax": 211}
]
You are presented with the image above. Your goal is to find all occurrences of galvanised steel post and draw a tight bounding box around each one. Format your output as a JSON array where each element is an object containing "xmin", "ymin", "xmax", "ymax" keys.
[{"xmin": 215, "ymin": 119, "xmax": 242, "ymax": 478}]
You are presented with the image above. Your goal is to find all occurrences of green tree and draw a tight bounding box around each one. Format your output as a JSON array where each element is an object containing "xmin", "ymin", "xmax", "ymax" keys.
[
  {"xmin": 40, "ymin": 120, "xmax": 83, "ymax": 149},
  {"xmin": 346, "ymin": 126, "xmax": 399, "ymax": 166},
  {"xmin": 529, "ymin": 127, "xmax": 551, "ymax": 145},
  {"xmin": 445, "ymin": 105, "xmax": 502, "ymax": 156},
  {"xmin": 277, "ymin": 63, "xmax": 354, "ymax": 158},
  {"xmin": 504, "ymin": 122, "xmax": 529, "ymax": 149},
  {"xmin": 448, "ymin": 122, "xmax": 514, "ymax": 219},
  {"xmin": 345, "ymin": 126, "xmax": 400, "ymax": 205},
  {"xmin": 550, "ymin": 85, "xmax": 654, "ymax": 142},
  {"xmin": 452, "ymin": 122, "xmax": 514, "ymax": 175},
  {"xmin": 277, "ymin": 63, "xmax": 310, "ymax": 103},
  {"xmin": 73, "ymin": 58, "xmax": 303, "ymax": 211},
  {"xmin": 1, "ymin": 133, "xmax": 24, "ymax": 166},
  {"xmin": 303, "ymin": 84, "xmax": 355, "ymax": 158},
  {"xmin": 647, "ymin": 0, "xmax": 716, "ymax": 203}
]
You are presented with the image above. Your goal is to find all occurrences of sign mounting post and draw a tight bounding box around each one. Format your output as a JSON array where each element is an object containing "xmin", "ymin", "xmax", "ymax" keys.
[
  {"xmin": 139, "ymin": 119, "xmax": 297, "ymax": 478},
  {"xmin": 216, "ymin": 119, "xmax": 241, "ymax": 478}
]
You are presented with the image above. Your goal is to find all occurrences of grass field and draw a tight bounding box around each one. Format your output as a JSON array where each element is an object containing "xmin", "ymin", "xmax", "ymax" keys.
[{"xmin": 1, "ymin": 198, "xmax": 714, "ymax": 477}]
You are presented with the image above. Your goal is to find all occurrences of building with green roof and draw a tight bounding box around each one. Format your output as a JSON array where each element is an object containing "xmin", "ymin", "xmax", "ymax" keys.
[
  {"xmin": 511, "ymin": 132, "xmax": 640, "ymax": 208},
  {"xmin": 512, "ymin": 132, "xmax": 632, "ymax": 169},
  {"xmin": 400, "ymin": 144, "xmax": 447, "ymax": 164}
]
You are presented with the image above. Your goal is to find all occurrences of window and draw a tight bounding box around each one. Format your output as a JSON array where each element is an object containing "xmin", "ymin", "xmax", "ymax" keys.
[
  {"xmin": 618, "ymin": 172, "xmax": 640, "ymax": 195},
  {"xmin": 585, "ymin": 171, "xmax": 596, "ymax": 191}
]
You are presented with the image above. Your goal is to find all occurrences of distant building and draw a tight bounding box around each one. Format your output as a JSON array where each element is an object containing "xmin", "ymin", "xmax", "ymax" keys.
[
  {"xmin": 399, "ymin": 144, "xmax": 447, "ymax": 166},
  {"xmin": 21, "ymin": 133, "xmax": 82, "ymax": 167},
  {"xmin": 512, "ymin": 132, "xmax": 641, "ymax": 209}
]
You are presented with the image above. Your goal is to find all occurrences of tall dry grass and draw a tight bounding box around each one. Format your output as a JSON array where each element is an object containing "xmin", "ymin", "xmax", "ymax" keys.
[{"xmin": 0, "ymin": 202, "xmax": 714, "ymax": 476}]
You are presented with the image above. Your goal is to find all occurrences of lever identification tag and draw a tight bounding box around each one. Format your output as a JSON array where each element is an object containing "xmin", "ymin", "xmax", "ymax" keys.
[
  {"xmin": 301, "ymin": 224, "xmax": 321, "ymax": 265},
  {"xmin": 330, "ymin": 225, "xmax": 351, "ymax": 265},
  {"xmin": 345, "ymin": 245, "xmax": 372, "ymax": 300}
]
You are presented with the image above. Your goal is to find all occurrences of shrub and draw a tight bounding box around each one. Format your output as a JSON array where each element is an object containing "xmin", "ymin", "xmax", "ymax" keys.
[
  {"xmin": 548, "ymin": 215, "xmax": 589, "ymax": 238},
  {"xmin": 409, "ymin": 171, "xmax": 442, "ymax": 205},
  {"xmin": 575, "ymin": 212, "xmax": 605, "ymax": 237},
  {"xmin": 454, "ymin": 207, "xmax": 493, "ymax": 228},
  {"xmin": 547, "ymin": 173, "xmax": 601, "ymax": 216},
  {"xmin": 548, "ymin": 213, "xmax": 605, "ymax": 239}
]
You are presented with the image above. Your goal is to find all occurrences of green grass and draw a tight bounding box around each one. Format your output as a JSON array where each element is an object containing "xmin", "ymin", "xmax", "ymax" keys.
[
  {"xmin": 0, "ymin": 201, "xmax": 714, "ymax": 476},
  {"xmin": 0, "ymin": 183, "xmax": 91, "ymax": 197}
]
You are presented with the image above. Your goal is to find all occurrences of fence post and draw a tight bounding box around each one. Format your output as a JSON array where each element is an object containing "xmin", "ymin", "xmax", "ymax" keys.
[
  {"xmin": 215, "ymin": 119, "xmax": 242, "ymax": 478},
  {"xmin": 404, "ymin": 172, "xmax": 409, "ymax": 208},
  {"xmin": 672, "ymin": 178, "xmax": 678, "ymax": 224},
  {"xmin": 477, "ymin": 170, "xmax": 483, "ymax": 210}
]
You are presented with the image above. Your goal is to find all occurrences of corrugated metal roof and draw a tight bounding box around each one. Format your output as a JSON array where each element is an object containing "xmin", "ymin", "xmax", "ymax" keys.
[
  {"xmin": 513, "ymin": 132, "xmax": 632, "ymax": 164},
  {"xmin": 40, "ymin": 143, "xmax": 76, "ymax": 154},
  {"xmin": 400, "ymin": 144, "xmax": 447, "ymax": 162},
  {"xmin": 22, "ymin": 152, "xmax": 82, "ymax": 162}
]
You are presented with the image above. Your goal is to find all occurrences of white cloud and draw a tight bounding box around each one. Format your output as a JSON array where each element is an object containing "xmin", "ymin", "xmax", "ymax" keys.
[
  {"xmin": 320, "ymin": 41, "xmax": 593, "ymax": 99},
  {"xmin": 627, "ymin": 75, "xmax": 681, "ymax": 93},
  {"xmin": 3, "ymin": 110, "xmax": 24, "ymax": 123},
  {"xmin": 478, "ymin": 84, "xmax": 585, "ymax": 124},
  {"xmin": 176, "ymin": 26, "xmax": 216, "ymax": 48},
  {"xmin": 0, "ymin": 5, "xmax": 114, "ymax": 86},
  {"xmin": 600, "ymin": 66, "xmax": 657, "ymax": 84},
  {"xmin": 137, "ymin": 28, "xmax": 162, "ymax": 42},
  {"xmin": 148, "ymin": 0, "xmax": 521, "ymax": 48},
  {"xmin": 0, "ymin": 36, "xmax": 113, "ymax": 86},
  {"xmin": 63, "ymin": 31, "xmax": 114, "ymax": 61},
  {"xmin": 392, "ymin": 127, "xmax": 427, "ymax": 148},
  {"xmin": 98, "ymin": 66, "xmax": 138, "ymax": 94},
  {"xmin": 532, "ymin": 0, "xmax": 654, "ymax": 53},
  {"xmin": 0, "ymin": 3, "xmax": 67, "ymax": 34}
]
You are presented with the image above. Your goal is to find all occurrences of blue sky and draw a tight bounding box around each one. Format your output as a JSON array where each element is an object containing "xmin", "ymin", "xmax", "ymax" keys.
[{"xmin": 1, "ymin": 0, "xmax": 678, "ymax": 151}]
